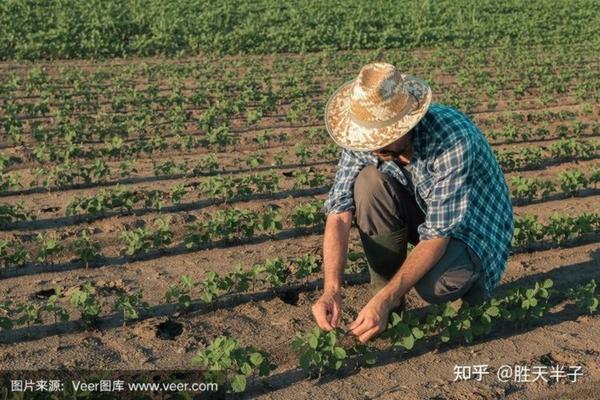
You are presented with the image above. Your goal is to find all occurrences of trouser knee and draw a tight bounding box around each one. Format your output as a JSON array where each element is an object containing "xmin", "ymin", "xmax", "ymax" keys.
[
  {"xmin": 353, "ymin": 165, "xmax": 405, "ymax": 236},
  {"xmin": 414, "ymin": 239, "xmax": 483, "ymax": 304}
]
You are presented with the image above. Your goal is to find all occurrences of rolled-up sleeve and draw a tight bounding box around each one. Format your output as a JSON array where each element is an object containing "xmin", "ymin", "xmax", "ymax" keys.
[
  {"xmin": 322, "ymin": 149, "xmax": 366, "ymax": 215},
  {"xmin": 418, "ymin": 135, "xmax": 474, "ymax": 240}
]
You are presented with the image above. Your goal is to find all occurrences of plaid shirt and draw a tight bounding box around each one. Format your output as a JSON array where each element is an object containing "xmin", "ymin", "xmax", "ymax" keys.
[{"xmin": 323, "ymin": 103, "xmax": 514, "ymax": 299}]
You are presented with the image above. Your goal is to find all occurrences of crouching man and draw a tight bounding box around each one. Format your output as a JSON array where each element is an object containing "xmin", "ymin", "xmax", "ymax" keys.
[{"xmin": 311, "ymin": 63, "xmax": 514, "ymax": 343}]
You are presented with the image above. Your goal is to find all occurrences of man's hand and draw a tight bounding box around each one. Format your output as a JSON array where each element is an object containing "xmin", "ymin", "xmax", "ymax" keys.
[
  {"xmin": 349, "ymin": 294, "xmax": 392, "ymax": 343},
  {"xmin": 312, "ymin": 290, "xmax": 342, "ymax": 331}
]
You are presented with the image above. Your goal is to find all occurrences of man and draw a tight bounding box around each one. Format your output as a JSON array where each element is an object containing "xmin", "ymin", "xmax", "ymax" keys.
[{"xmin": 311, "ymin": 62, "xmax": 514, "ymax": 343}]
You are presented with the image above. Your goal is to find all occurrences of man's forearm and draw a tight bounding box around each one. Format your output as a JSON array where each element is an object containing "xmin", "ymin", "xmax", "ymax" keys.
[
  {"xmin": 322, "ymin": 212, "xmax": 353, "ymax": 293},
  {"xmin": 375, "ymin": 237, "xmax": 450, "ymax": 309}
]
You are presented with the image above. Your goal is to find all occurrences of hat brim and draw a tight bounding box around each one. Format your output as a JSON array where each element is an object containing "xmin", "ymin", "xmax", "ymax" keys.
[{"xmin": 325, "ymin": 74, "xmax": 432, "ymax": 152}]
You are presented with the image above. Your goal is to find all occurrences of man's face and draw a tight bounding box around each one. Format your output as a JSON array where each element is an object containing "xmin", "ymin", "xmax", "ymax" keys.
[{"xmin": 372, "ymin": 133, "xmax": 412, "ymax": 161}]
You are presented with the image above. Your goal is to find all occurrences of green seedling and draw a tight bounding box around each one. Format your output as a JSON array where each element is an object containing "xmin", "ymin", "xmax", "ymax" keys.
[
  {"xmin": 261, "ymin": 206, "xmax": 283, "ymax": 235},
  {"xmin": 0, "ymin": 239, "xmax": 31, "ymax": 268},
  {"xmin": 192, "ymin": 336, "xmax": 276, "ymax": 393},
  {"xmin": 382, "ymin": 311, "xmax": 424, "ymax": 350},
  {"xmin": 512, "ymin": 215, "xmax": 544, "ymax": 248},
  {"xmin": 292, "ymin": 327, "xmax": 349, "ymax": 378},
  {"xmin": 264, "ymin": 258, "xmax": 289, "ymax": 288},
  {"xmin": 69, "ymin": 281, "xmax": 103, "ymax": 327},
  {"xmin": 113, "ymin": 289, "xmax": 149, "ymax": 326},
  {"xmin": 566, "ymin": 279, "xmax": 598, "ymax": 314},
  {"xmin": 165, "ymin": 275, "xmax": 198, "ymax": 311},
  {"xmin": 35, "ymin": 232, "xmax": 63, "ymax": 264},
  {"xmin": 291, "ymin": 201, "xmax": 325, "ymax": 227},
  {"xmin": 558, "ymin": 170, "xmax": 587, "ymax": 196},
  {"xmin": 293, "ymin": 255, "xmax": 320, "ymax": 283},
  {"xmin": 44, "ymin": 287, "xmax": 69, "ymax": 324},
  {"xmin": 69, "ymin": 230, "xmax": 102, "ymax": 268}
]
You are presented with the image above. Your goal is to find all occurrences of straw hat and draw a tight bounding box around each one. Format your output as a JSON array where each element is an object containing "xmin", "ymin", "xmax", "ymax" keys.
[{"xmin": 325, "ymin": 62, "xmax": 432, "ymax": 152}]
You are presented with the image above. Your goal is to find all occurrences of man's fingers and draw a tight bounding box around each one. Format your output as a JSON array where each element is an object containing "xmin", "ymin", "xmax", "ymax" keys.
[
  {"xmin": 348, "ymin": 312, "xmax": 364, "ymax": 330},
  {"xmin": 358, "ymin": 326, "xmax": 380, "ymax": 343},
  {"xmin": 312, "ymin": 302, "xmax": 333, "ymax": 331},
  {"xmin": 330, "ymin": 301, "xmax": 340, "ymax": 328},
  {"xmin": 350, "ymin": 318, "xmax": 372, "ymax": 338}
]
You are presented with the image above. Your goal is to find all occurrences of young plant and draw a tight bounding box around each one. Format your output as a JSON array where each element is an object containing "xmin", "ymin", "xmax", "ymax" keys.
[
  {"xmin": 293, "ymin": 255, "xmax": 320, "ymax": 283},
  {"xmin": 192, "ymin": 336, "xmax": 276, "ymax": 393},
  {"xmin": 292, "ymin": 327, "xmax": 348, "ymax": 378},
  {"xmin": 261, "ymin": 206, "xmax": 283, "ymax": 235},
  {"xmin": 69, "ymin": 281, "xmax": 103, "ymax": 327},
  {"xmin": 263, "ymin": 258, "xmax": 289, "ymax": 288},
  {"xmin": 225, "ymin": 266, "xmax": 252, "ymax": 294},
  {"xmin": 291, "ymin": 201, "xmax": 325, "ymax": 227},
  {"xmin": 558, "ymin": 170, "xmax": 587, "ymax": 196},
  {"xmin": 35, "ymin": 233, "xmax": 63, "ymax": 264},
  {"xmin": 382, "ymin": 311, "xmax": 424, "ymax": 350},
  {"xmin": 0, "ymin": 301, "xmax": 18, "ymax": 331},
  {"xmin": 512, "ymin": 215, "xmax": 544, "ymax": 248},
  {"xmin": 499, "ymin": 279, "xmax": 554, "ymax": 322},
  {"xmin": 44, "ymin": 287, "xmax": 69, "ymax": 324},
  {"xmin": 16, "ymin": 302, "xmax": 44, "ymax": 327},
  {"xmin": 566, "ymin": 279, "xmax": 598, "ymax": 314},
  {"xmin": 120, "ymin": 227, "xmax": 153, "ymax": 256},
  {"xmin": 113, "ymin": 289, "xmax": 149, "ymax": 326},
  {"xmin": 69, "ymin": 230, "xmax": 102, "ymax": 268},
  {"xmin": 0, "ymin": 239, "xmax": 30, "ymax": 268},
  {"xmin": 199, "ymin": 271, "xmax": 227, "ymax": 303},
  {"xmin": 165, "ymin": 275, "xmax": 198, "ymax": 311}
]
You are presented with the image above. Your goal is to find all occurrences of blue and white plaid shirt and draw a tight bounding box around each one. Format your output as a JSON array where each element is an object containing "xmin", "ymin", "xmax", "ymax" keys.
[{"xmin": 323, "ymin": 103, "xmax": 514, "ymax": 299}]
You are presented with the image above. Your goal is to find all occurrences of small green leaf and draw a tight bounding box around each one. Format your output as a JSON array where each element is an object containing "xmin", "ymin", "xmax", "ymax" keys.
[
  {"xmin": 401, "ymin": 334, "xmax": 415, "ymax": 350},
  {"xmin": 250, "ymin": 352, "xmax": 264, "ymax": 366},
  {"xmin": 231, "ymin": 374, "xmax": 247, "ymax": 393},
  {"xmin": 411, "ymin": 327, "xmax": 424, "ymax": 339},
  {"xmin": 542, "ymin": 279, "xmax": 553, "ymax": 289},
  {"xmin": 486, "ymin": 306, "xmax": 500, "ymax": 317},
  {"xmin": 334, "ymin": 347, "xmax": 347, "ymax": 359}
]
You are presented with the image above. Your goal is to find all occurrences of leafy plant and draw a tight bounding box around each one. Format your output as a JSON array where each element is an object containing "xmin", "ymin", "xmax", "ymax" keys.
[
  {"xmin": 192, "ymin": 336, "xmax": 276, "ymax": 393},
  {"xmin": 293, "ymin": 255, "xmax": 320, "ymax": 283},
  {"xmin": 113, "ymin": 289, "xmax": 149, "ymax": 325},
  {"xmin": 566, "ymin": 279, "xmax": 598, "ymax": 314},
  {"xmin": 291, "ymin": 201, "xmax": 325, "ymax": 227},
  {"xmin": 44, "ymin": 287, "xmax": 69, "ymax": 324},
  {"xmin": 292, "ymin": 327, "xmax": 348, "ymax": 378},
  {"xmin": 69, "ymin": 230, "xmax": 102, "ymax": 268},
  {"xmin": 35, "ymin": 233, "xmax": 63, "ymax": 264},
  {"xmin": 69, "ymin": 281, "xmax": 103, "ymax": 327},
  {"xmin": 165, "ymin": 275, "xmax": 197, "ymax": 311},
  {"xmin": 382, "ymin": 311, "xmax": 424, "ymax": 350},
  {"xmin": 558, "ymin": 170, "xmax": 587, "ymax": 196}
]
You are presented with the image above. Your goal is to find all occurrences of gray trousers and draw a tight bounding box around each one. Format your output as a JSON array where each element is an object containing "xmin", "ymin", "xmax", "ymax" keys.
[{"xmin": 353, "ymin": 165, "xmax": 486, "ymax": 305}]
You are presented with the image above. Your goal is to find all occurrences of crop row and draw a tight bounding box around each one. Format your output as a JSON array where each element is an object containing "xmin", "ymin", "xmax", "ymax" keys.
[
  {"xmin": 2, "ymin": 102, "xmax": 596, "ymax": 168},
  {"xmin": 510, "ymin": 168, "xmax": 599, "ymax": 203},
  {"xmin": 2, "ymin": 61, "xmax": 595, "ymax": 125},
  {"xmin": 197, "ymin": 276, "xmax": 599, "ymax": 394},
  {"xmin": 512, "ymin": 213, "xmax": 600, "ymax": 249},
  {"xmin": 6, "ymin": 275, "xmax": 586, "ymax": 395},
  {"xmin": 1, "ymin": 207, "xmax": 598, "ymax": 272},
  {"xmin": 54, "ymin": 166, "xmax": 600, "ymax": 217},
  {"xmin": 2, "ymin": 164, "xmax": 597, "ymax": 228},
  {"xmin": 3, "ymin": 41, "xmax": 596, "ymax": 86},
  {"xmin": 1, "ymin": 0, "xmax": 597, "ymax": 59},
  {"xmin": 0, "ymin": 252, "xmax": 354, "ymax": 332},
  {"xmin": 1, "ymin": 72, "xmax": 596, "ymax": 151},
  {"xmin": 1, "ymin": 138, "xmax": 597, "ymax": 196}
]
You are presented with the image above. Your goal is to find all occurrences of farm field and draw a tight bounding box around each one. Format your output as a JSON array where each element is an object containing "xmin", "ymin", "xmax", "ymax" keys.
[{"xmin": 0, "ymin": 1, "xmax": 599, "ymax": 399}]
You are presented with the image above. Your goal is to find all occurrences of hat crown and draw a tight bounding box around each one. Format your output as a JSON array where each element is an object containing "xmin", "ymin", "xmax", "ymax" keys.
[{"xmin": 350, "ymin": 63, "xmax": 412, "ymax": 126}]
